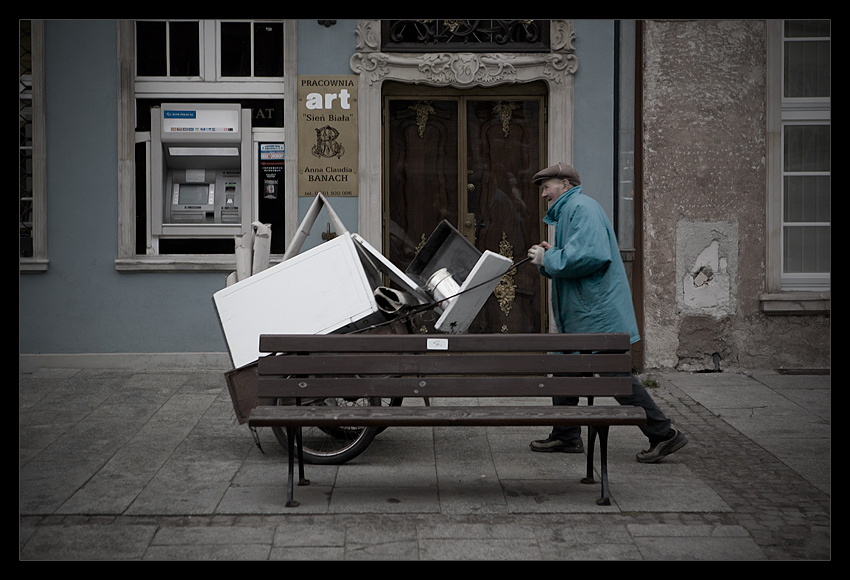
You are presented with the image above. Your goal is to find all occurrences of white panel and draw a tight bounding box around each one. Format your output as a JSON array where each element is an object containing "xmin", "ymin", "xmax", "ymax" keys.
[
  {"xmin": 435, "ymin": 250, "xmax": 513, "ymax": 334},
  {"xmin": 213, "ymin": 233, "xmax": 377, "ymax": 368}
]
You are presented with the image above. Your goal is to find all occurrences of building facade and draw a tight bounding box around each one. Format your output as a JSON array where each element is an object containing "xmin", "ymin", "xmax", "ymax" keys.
[{"xmin": 19, "ymin": 19, "xmax": 830, "ymax": 372}]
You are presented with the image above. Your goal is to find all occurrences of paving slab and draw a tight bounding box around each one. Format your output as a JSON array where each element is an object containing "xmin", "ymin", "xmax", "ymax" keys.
[{"xmin": 19, "ymin": 365, "xmax": 830, "ymax": 560}]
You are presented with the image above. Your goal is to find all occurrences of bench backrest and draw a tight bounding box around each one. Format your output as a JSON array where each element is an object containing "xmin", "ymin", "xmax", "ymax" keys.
[{"xmin": 256, "ymin": 333, "xmax": 633, "ymax": 400}]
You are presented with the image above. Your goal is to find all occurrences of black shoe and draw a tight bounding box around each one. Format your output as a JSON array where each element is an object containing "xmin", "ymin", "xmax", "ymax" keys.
[
  {"xmin": 636, "ymin": 428, "xmax": 688, "ymax": 463},
  {"xmin": 529, "ymin": 436, "xmax": 584, "ymax": 453}
]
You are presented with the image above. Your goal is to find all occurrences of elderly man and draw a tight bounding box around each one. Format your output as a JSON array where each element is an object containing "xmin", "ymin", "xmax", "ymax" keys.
[{"xmin": 527, "ymin": 162, "xmax": 687, "ymax": 463}]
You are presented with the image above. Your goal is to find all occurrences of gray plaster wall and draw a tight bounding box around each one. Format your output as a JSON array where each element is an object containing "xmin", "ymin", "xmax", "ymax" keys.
[{"xmin": 642, "ymin": 20, "xmax": 829, "ymax": 371}]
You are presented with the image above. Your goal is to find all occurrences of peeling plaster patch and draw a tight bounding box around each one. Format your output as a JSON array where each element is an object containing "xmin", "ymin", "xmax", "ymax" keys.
[
  {"xmin": 676, "ymin": 221, "xmax": 738, "ymax": 317},
  {"xmin": 684, "ymin": 239, "xmax": 730, "ymax": 310},
  {"xmin": 693, "ymin": 265, "xmax": 712, "ymax": 287}
]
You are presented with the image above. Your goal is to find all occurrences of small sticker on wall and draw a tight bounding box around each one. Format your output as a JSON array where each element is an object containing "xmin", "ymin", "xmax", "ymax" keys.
[{"xmin": 427, "ymin": 338, "xmax": 448, "ymax": 350}]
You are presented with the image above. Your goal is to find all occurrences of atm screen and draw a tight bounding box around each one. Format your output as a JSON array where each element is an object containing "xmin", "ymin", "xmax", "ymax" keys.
[{"xmin": 178, "ymin": 184, "xmax": 210, "ymax": 205}]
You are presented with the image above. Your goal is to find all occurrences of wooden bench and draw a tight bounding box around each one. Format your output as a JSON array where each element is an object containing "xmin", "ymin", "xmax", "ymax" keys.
[{"xmin": 249, "ymin": 332, "xmax": 646, "ymax": 507}]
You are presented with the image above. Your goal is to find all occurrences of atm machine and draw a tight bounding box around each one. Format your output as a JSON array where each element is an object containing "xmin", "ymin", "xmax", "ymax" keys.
[{"xmin": 150, "ymin": 103, "xmax": 253, "ymax": 242}]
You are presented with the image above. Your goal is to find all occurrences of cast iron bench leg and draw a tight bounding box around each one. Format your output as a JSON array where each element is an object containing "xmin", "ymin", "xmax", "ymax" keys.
[
  {"xmin": 582, "ymin": 395, "xmax": 598, "ymax": 485},
  {"xmin": 581, "ymin": 424, "xmax": 612, "ymax": 505},
  {"xmin": 295, "ymin": 426, "xmax": 310, "ymax": 487},
  {"xmin": 285, "ymin": 427, "xmax": 299, "ymax": 507},
  {"xmin": 284, "ymin": 426, "xmax": 310, "ymax": 508},
  {"xmin": 596, "ymin": 426, "xmax": 612, "ymax": 506},
  {"xmin": 583, "ymin": 425, "xmax": 598, "ymax": 485}
]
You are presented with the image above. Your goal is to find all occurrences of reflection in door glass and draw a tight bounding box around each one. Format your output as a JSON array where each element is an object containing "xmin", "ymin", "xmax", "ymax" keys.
[
  {"xmin": 466, "ymin": 99, "xmax": 543, "ymax": 333},
  {"xmin": 386, "ymin": 99, "xmax": 459, "ymax": 270}
]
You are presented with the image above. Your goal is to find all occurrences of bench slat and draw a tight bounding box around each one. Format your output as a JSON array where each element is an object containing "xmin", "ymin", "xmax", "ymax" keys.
[
  {"xmin": 257, "ymin": 375, "xmax": 632, "ymax": 399},
  {"xmin": 257, "ymin": 352, "xmax": 631, "ymax": 376},
  {"xmin": 259, "ymin": 333, "xmax": 631, "ymax": 354},
  {"xmin": 248, "ymin": 404, "xmax": 647, "ymax": 428}
]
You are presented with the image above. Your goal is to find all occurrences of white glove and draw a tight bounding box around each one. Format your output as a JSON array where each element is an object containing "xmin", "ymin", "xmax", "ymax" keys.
[{"xmin": 528, "ymin": 245, "xmax": 545, "ymax": 266}]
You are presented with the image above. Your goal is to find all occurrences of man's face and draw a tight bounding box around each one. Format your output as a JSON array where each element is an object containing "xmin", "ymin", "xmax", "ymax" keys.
[{"xmin": 540, "ymin": 178, "xmax": 570, "ymax": 206}]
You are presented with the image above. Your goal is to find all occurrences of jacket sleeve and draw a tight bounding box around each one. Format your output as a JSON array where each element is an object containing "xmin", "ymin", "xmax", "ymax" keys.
[{"xmin": 542, "ymin": 203, "xmax": 612, "ymax": 278}]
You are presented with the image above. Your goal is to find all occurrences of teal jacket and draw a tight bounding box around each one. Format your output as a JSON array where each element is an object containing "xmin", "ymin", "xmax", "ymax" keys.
[{"xmin": 539, "ymin": 185, "xmax": 640, "ymax": 344}]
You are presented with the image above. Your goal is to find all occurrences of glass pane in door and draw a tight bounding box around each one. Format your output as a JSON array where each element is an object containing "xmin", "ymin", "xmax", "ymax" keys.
[
  {"xmin": 384, "ymin": 92, "xmax": 547, "ymax": 334},
  {"xmin": 465, "ymin": 99, "xmax": 544, "ymax": 333},
  {"xmin": 386, "ymin": 99, "xmax": 459, "ymax": 270}
]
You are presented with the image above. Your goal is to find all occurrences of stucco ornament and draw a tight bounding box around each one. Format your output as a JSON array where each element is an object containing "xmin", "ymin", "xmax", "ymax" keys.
[
  {"xmin": 448, "ymin": 54, "xmax": 480, "ymax": 84},
  {"xmin": 416, "ymin": 53, "xmax": 517, "ymax": 85},
  {"xmin": 351, "ymin": 19, "xmax": 577, "ymax": 89}
]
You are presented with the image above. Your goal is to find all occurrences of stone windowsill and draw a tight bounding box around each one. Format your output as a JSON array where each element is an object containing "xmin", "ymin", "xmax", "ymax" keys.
[{"xmin": 760, "ymin": 291, "xmax": 830, "ymax": 315}]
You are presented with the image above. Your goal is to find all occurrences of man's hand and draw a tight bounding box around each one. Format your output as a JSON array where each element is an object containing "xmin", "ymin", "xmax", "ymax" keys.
[{"xmin": 527, "ymin": 244, "xmax": 546, "ymax": 266}]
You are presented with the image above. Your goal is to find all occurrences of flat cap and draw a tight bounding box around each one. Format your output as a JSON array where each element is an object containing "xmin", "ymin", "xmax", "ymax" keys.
[{"xmin": 532, "ymin": 162, "xmax": 581, "ymax": 186}]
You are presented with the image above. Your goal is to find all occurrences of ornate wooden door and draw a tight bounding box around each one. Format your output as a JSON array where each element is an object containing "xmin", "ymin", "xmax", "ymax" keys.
[{"xmin": 384, "ymin": 84, "xmax": 547, "ymax": 333}]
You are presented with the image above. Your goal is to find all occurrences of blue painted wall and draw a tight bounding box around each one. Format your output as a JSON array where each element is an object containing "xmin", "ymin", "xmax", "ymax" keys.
[
  {"xmin": 574, "ymin": 20, "xmax": 616, "ymax": 220},
  {"xmin": 19, "ymin": 19, "xmax": 623, "ymax": 356}
]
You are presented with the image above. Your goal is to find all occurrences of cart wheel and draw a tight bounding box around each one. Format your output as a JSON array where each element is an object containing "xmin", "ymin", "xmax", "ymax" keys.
[{"xmin": 271, "ymin": 396, "xmax": 403, "ymax": 465}]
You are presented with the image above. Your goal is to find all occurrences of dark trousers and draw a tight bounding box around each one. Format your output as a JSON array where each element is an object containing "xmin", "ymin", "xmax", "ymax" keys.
[{"xmin": 550, "ymin": 373, "xmax": 672, "ymax": 445}]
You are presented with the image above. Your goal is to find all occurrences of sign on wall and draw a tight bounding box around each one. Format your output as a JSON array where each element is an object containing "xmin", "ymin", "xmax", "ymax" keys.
[{"xmin": 297, "ymin": 75, "xmax": 358, "ymax": 197}]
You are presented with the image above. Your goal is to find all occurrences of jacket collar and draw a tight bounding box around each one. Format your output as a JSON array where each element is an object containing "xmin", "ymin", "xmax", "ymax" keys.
[{"xmin": 543, "ymin": 185, "xmax": 582, "ymax": 225}]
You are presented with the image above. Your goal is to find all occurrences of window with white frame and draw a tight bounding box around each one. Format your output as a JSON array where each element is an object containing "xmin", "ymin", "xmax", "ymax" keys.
[
  {"xmin": 135, "ymin": 20, "xmax": 284, "ymax": 81},
  {"xmin": 779, "ymin": 20, "xmax": 830, "ymax": 291},
  {"xmin": 19, "ymin": 20, "xmax": 34, "ymax": 258},
  {"xmin": 20, "ymin": 20, "xmax": 47, "ymax": 272},
  {"xmin": 119, "ymin": 19, "xmax": 290, "ymax": 267}
]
